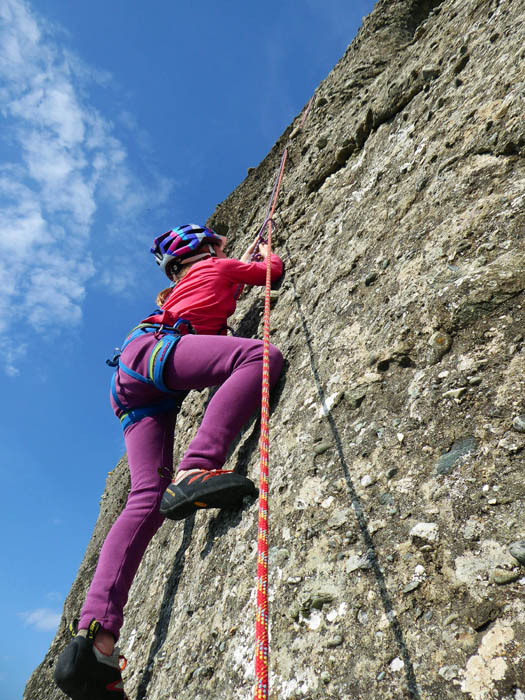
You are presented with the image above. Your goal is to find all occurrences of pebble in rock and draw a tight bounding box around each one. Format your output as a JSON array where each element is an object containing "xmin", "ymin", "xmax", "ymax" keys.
[
  {"xmin": 309, "ymin": 585, "xmax": 337, "ymax": 610},
  {"xmin": 498, "ymin": 434, "xmax": 522, "ymax": 454},
  {"xmin": 466, "ymin": 601, "xmax": 500, "ymax": 630},
  {"xmin": 346, "ymin": 386, "xmax": 367, "ymax": 409},
  {"xmin": 444, "ymin": 613, "xmax": 460, "ymax": 626},
  {"xmin": 434, "ymin": 437, "xmax": 478, "ymax": 475},
  {"xmin": 512, "ymin": 415, "xmax": 525, "ymax": 433},
  {"xmin": 390, "ymin": 658, "xmax": 404, "ymax": 672},
  {"xmin": 509, "ymin": 540, "xmax": 525, "ymax": 565},
  {"xmin": 402, "ymin": 580, "xmax": 421, "ymax": 594},
  {"xmin": 428, "ymin": 330, "xmax": 452, "ymax": 362},
  {"xmin": 442, "ymin": 387, "xmax": 467, "ymax": 400},
  {"xmin": 410, "ymin": 522, "xmax": 439, "ymax": 544},
  {"xmin": 379, "ymin": 493, "xmax": 394, "ymax": 506},
  {"xmin": 490, "ymin": 569, "xmax": 521, "ymax": 585},
  {"xmin": 439, "ymin": 665, "xmax": 460, "ymax": 681},
  {"xmin": 193, "ymin": 666, "xmax": 214, "ymax": 679},
  {"xmin": 326, "ymin": 634, "xmax": 344, "ymax": 648},
  {"xmin": 313, "ymin": 441, "xmax": 332, "ymax": 455},
  {"xmin": 357, "ymin": 609, "xmax": 368, "ymax": 624}
]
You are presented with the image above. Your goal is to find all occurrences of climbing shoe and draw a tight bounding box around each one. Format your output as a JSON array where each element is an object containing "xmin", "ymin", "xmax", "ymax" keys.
[
  {"xmin": 160, "ymin": 469, "xmax": 258, "ymax": 520},
  {"xmin": 54, "ymin": 619, "xmax": 128, "ymax": 700}
]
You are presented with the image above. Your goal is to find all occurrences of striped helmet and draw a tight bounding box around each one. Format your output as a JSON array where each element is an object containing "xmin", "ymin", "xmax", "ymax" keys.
[{"xmin": 151, "ymin": 224, "xmax": 226, "ymax": 279}]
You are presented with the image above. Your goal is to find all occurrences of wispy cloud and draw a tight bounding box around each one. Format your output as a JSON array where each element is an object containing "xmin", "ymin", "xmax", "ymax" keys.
[
  {"xmin": 0, "ymin": 0, "xmax": 172, "ymax": 373},
  {"xmin": 19, "ymin": 607, "xmax": 61, "ymax": 632}
]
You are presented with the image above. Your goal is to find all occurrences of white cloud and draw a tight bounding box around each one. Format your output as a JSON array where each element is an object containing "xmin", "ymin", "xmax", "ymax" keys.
[
  {"xmin": 98, "ymin": 265, "xmax": 139, "ymax": 297},
  {"xmin": 0, "ymin": 0, "xmax": 40, "ymax": 75},
  {"xmin": 0, "ymin": 0, "xmax": 173, "ymax": 374},
  {"xmin": 0, "ymin": 337, "xmax": 27, "ymax": 376},
  {"xmin": 20, "ymin": 607, "xmax": 61, "ymax": 632}
]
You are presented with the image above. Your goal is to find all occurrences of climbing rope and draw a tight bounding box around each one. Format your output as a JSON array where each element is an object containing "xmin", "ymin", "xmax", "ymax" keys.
[
  {"xmin": 254, "ymin": 154, "xmax": 286, "ymax": 700},
  {"xmin": 253, "ymin": 96, "xmax": 313, "ymax": 700},
  {"xmin": 251, "ymin": 95, "xmax": 314, "ymax": 257}
]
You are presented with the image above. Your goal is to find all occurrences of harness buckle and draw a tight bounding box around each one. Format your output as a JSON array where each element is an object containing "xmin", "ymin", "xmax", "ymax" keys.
[
  {"xmin": 173, "ymin": 318, "xmax": 195, "ymax": 336},
  {"xmin": 106, "ymin": 348, "xmax": 122, "ymax": 367}
]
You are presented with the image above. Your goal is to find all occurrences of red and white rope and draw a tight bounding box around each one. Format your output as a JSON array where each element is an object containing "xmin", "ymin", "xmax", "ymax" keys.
[{"xmin": 254, "ymin": 97, "xmax": 313, "ymax": 700}]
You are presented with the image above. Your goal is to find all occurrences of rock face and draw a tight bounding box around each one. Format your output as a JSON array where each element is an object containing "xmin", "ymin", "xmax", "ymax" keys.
[{"xmin": 25, "ymin": 1, "xmax": 525, "ymax": 699}]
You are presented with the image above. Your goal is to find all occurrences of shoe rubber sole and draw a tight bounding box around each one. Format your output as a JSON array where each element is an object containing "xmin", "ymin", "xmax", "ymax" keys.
[
  {"xmin": 54, "ymin": 637, "xmax": 95, "ymax": 700},
  {"xmin": 160, "ymin": 472, "xmax": 258, "ymax": 520},
  {"xmin": 55, "ymin": 636, "xmax": 127, "ymax": 699}
]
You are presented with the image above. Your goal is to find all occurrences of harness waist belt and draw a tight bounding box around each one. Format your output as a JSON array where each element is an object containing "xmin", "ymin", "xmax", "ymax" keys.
[{"xmin": 110, "ymin": 318, "xmax": 193, "ymax": 431}]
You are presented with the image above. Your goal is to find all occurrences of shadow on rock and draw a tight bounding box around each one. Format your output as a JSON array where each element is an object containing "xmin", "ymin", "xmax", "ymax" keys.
[{"xmin": 136, "ymin": 514, "xmax": 196, "ymax": 700}]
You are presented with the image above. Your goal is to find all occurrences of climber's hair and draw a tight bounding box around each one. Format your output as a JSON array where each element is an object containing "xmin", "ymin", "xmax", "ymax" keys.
[
  {"xmin": 156, "ymin": 285, "xmax": 173, "ymax": 307},
  {"xmin": 155, "ymin": 259, "xmax": 178, "ymax": 307}
]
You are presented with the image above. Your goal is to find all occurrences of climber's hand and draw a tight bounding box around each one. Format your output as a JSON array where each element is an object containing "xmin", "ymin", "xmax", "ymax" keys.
[{"xmin": 240, "ymin": 236, "xmax": 267, "ymax": 263}]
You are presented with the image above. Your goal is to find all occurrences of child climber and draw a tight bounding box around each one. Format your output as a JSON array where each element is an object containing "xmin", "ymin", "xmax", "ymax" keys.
[{"xmin": 54, "ymin": 224, "xmax": 283, "ymax": 699}]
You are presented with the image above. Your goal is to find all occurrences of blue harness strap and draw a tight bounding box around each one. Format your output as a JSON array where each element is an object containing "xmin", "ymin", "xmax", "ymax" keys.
[
  {"xmin": 118, "ymin": 398, "xmax": 184, "ymax": 432},
  {"xmin": 109, "ymin": 319, "xmax": 193, "ymax": 431},
  {"xmin": 148, "ymin": 335, "xmax": 180, "ymax": 392}
]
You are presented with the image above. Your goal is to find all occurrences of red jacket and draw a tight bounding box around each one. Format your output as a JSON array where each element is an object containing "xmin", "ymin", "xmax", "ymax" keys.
[{"xmin": 145, "ymin": 255, "xmax": 283, "ymax": 335}]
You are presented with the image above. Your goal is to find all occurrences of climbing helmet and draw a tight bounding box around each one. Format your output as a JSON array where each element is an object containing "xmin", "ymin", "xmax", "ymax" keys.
[{"xmin": 151, "ymin": 224, "xmax": 226, "ymax": 279}]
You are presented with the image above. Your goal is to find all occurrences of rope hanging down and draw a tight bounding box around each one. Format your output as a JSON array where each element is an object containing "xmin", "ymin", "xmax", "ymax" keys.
[{"xmin": 253, "ymin": 96, "xmax": 313, "ymax": 700}]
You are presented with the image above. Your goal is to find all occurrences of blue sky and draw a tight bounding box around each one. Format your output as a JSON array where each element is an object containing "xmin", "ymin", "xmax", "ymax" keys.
[{"xmin": 0, "ymin": 1, "xmax": 376, "ymax": 697}]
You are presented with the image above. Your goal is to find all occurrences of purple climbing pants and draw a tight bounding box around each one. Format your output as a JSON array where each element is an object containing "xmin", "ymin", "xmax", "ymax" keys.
[{"xmin": 79, "ymin": 333, "xmax": 283, "ymax": 639}]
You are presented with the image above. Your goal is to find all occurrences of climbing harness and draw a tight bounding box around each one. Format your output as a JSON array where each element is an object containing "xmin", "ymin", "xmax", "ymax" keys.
[
  {"xmin": 108, "ymin": 319, "xmax": 193, "ymax": 432},
  {"xmin": 254, "ymin": 96, "xmax": 313, "ymax": 700}
]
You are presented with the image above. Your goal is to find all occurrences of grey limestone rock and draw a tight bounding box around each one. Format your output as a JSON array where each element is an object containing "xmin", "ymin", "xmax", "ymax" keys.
[{"xmin": 25, "ymin": 1, "xmax": 525, "ymax": 699}]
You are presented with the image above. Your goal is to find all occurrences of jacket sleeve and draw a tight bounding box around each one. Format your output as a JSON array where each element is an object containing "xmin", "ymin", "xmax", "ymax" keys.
[{"xmin": 218, "ymin": 255, "xmax": 283, "ymax": 286}]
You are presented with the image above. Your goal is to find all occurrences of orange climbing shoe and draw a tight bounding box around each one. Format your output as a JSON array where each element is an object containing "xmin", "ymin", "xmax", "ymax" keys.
[{"xmin": 160, "ymin": 469, "xmax": 258, "ymax": 520}]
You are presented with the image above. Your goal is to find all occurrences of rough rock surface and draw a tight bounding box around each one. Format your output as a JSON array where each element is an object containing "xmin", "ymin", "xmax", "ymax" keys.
[{"xmin": 25, "ymin": 0, "xmax": 525, "ymax": 698}]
